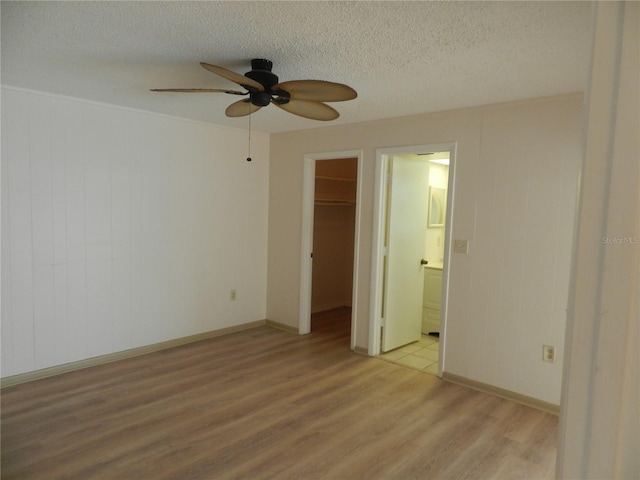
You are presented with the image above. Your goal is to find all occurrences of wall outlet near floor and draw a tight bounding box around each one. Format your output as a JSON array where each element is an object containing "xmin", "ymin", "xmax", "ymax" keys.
[
  {"xmin": 543, "ymin": 344, "xmax": 555, "ymax": 363},
  {"xmin": 230, "ymin": 289, "xmax": 237, "ymax": 301}
]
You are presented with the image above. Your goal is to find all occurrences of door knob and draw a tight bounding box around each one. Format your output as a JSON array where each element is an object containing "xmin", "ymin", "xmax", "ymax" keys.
[{"xmin": 420, "ymin": 259, "xmax": 429, "ymax": 265}]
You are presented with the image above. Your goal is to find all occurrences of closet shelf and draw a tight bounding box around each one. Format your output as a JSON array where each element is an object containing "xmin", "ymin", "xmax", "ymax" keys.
[
  {"xmin": 315, "ymin": 198, "xmax": 356, "ymax": 206},
  {"xmin": 314, "ymin": 174, "xmax": 357, "ymax": 205},
  {"xmin": 315, "ymin": 176, "xmax": 357, "ymax": 182}
]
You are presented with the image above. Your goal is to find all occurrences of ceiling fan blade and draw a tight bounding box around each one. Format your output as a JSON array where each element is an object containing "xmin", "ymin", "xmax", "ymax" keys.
[
  {"xmin": 272, "ymin": 99, "xmax": 339, "ymax": 121},
  {"xmin": 200, "ymin": 63, "xmax": 264, "ymax": 92},
  {"xmin": 273, "ymin": 80, "xmax": 357, "ymax": 102},
  {"xmin": 150, "ymin": 88, "xmax": 247, "ymax": 95},
  {"xmin": 225, "ymin": 99, "xmax": 261, "ymax": 117}
]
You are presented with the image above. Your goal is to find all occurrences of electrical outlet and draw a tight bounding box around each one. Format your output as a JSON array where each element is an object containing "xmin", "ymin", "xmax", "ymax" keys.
[
  {"xmin": 230, "ymin": 289, "xmax": 237, "ymax": 301},
  {"xmin": 543, "ymin": 344, "xmax": 555, "ymax": 363},
  {"xmin": 453, "ymin": 239, "xmax": 469, "ymax": 254}
]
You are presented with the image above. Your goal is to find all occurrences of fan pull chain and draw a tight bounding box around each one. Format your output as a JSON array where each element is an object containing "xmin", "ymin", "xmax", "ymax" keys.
[{"xmin": 246, "ymin": 111, "xmax": 252, "ymax": 162}]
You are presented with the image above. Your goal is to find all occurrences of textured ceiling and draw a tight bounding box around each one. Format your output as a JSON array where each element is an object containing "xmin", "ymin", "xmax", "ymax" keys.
[{"xmin": 1, "ymin": 1, "xmax": 592, "ymax": 134}]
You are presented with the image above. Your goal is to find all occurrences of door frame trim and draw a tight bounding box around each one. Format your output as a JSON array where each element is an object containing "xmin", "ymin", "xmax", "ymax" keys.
[
  {"xmin": 369, "ymin": 143, "xmax": 457, "ymax": 375},
  {"xmin": 299, "ymin": 150, "xmax": 364, "ymax": 350}
]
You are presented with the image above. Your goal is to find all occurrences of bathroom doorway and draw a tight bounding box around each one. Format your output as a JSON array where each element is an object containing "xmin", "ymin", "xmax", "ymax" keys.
[{"xmin": 369, "ymin": 144, "xmax": 455, "ymax": 376}]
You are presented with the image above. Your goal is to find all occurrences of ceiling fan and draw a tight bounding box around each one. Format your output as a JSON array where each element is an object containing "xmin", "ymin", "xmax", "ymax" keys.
[{"xmin": 151, "ymin": 59, "xmax": 357, "ymax": 121}]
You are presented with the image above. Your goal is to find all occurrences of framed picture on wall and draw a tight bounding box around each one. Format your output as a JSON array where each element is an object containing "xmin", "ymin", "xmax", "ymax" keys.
[{"xmin": 428, "ymin": 186, "xmax": 446, "ymax": 227}]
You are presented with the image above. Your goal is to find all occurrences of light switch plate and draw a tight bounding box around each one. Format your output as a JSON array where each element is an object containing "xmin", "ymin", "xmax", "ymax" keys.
[{"xmin": 453, "ymin": 239, "xmax": 469, "ymax": 254}]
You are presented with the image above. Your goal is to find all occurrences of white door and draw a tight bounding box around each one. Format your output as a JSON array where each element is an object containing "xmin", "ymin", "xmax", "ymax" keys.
[{"xmin": 382, "ymin": 155, "xmax": 430, "ymax": 352}]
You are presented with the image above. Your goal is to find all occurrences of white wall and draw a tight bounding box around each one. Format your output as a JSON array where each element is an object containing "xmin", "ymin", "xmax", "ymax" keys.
[
  {"xmin": 558, "ymin": 2, "xmax": 639, "ymax": 478},
  {"xmin": 1, "ymin": 87, "xmax": 270, "ymax": 378},
  {"xmin": 268, "ymin": 94, "xmax": 582, "ymax": 404}
]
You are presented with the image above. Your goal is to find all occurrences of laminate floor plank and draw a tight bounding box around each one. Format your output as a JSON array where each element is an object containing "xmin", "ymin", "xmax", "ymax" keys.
[{"xmin": 1, "ymin": 307, "xmax": 557, "ymax": 479}]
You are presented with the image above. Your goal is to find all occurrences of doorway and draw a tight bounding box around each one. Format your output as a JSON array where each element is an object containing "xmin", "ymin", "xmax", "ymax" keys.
[
  {"xmin": 311, "ymin": 158, "xmax": 357, "ymax": 316},
  {"xmin": 299, "ymin": 150, "xmax": 363, "ymax": 349},
  {"xmin": 369, "ymin": 144, "xmax": 455, "ymax": 375}
]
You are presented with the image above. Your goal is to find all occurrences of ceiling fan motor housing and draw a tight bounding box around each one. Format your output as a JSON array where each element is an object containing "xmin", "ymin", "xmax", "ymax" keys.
[{"xmin": 245, "ymin": 58, "xmax": 290, "ymax": 106}]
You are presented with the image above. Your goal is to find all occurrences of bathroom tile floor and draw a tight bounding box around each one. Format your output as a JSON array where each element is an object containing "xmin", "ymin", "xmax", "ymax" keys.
[{"xmin": 379, "ymin": 334, "xmax": 440, "ymax": 376}]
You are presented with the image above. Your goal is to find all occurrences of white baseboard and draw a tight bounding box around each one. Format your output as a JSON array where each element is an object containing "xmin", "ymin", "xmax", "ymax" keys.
[
  {"xmin": 1, "ymin": 319, "xmax": 267, "ymax": 388},
  {"xmin": 442, "ymin": 371, "xmax": 560, "ymax": 415},
  {"xmin": 265, "ymin": 319, "xmax": 300, "ymax": 334},
  {"xmin": 352, "ymin": 345, "xmax": 369, "ymax": 356}
]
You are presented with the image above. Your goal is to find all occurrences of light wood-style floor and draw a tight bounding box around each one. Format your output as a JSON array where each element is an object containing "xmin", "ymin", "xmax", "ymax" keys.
[{"xmin": 1, "ymin": 307, "xmax": 557, "ymax": 479}]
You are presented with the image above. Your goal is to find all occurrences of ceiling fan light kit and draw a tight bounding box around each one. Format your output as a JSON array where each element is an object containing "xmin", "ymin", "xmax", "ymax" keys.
[{"xmin": 152, "ymin": 58, "xmax": 357, "ymax": 121}]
